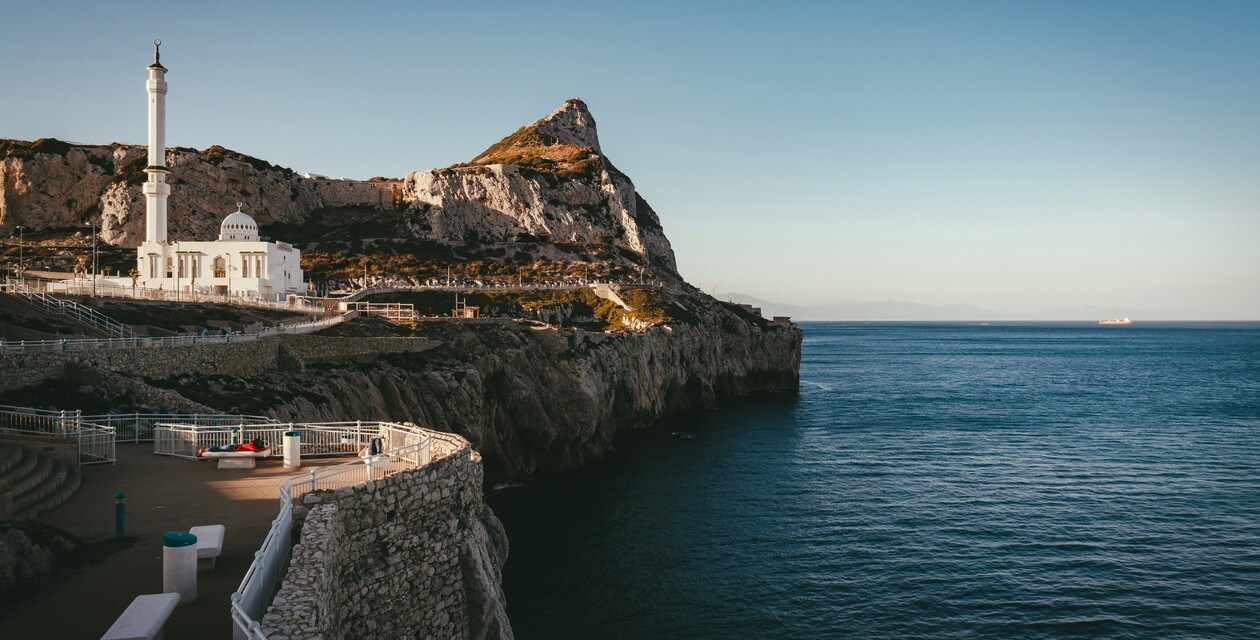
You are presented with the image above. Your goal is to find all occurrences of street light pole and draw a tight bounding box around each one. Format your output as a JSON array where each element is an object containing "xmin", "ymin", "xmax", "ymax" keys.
[
  {"xmin": 16, "ymin": 226, "xmax": 24, "ymax": 284},
  {"xmin": 89, "ymin": 223, "xmax": 98, "ymax": 297},
  {"xmin": 174, "ymin": 242, "xmax": 180, "ymax": 302}
]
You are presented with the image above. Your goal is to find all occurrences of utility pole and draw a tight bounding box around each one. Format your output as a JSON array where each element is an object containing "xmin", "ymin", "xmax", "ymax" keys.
[
  {"xmin": 89, "ymin": 223, "xmax": 98, "ymax": 297},
  {"xmin": 174, "ymin": 242, "xmax": 180, "ymax": 301},
  {"xmin": 16, "ymin": 226, "xmax": 24, "ymax": 284}
]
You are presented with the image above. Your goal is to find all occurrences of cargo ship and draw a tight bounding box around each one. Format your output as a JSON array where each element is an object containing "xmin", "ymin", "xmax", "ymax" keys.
[{"xmin": 1098, "ymin": 318, "xmax": 1134, "ymax": 325}]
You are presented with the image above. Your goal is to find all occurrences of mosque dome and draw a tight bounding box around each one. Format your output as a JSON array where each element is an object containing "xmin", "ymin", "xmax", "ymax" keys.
[{"xmin": 219, "ymin": 203, "xmax": 259, "ymax": 242}]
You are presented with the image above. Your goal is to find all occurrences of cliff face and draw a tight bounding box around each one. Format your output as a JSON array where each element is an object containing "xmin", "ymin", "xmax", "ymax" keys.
[
  {"xmin": 401, "ymin": 99, "xmax": 676, "ymax": 272},
  {"xmin": 0, "ymin": 140, "xmax": 399, "ymax": 246},
  {"xmin": 2, "ymin": 98, "xmax": 676, "ymax": 276},
  {"xmin": 0, "ymin": 295, "xmax": 800, "ymax": 483},
  {"xmin": 256, "ymin": 304, "xmax": 799, "ymax": 481}
]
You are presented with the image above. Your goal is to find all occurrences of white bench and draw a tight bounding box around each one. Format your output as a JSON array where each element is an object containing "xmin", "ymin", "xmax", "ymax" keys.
[
  {"xmin": 189, "ymin": 524, "xmax": 225, "ymax": 571},
  {"xmin": 199, "ymin": 448, "xmax": 271, "ymax": 469},
  {"xmin": 101, "ymin": 593, "xmax": 180, "ymax": 640}
]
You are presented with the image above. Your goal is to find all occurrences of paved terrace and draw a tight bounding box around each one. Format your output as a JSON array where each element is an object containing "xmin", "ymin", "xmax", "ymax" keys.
[{"xmin": 0, "ymin": 444, "xmax": 344, "ymax": 639}]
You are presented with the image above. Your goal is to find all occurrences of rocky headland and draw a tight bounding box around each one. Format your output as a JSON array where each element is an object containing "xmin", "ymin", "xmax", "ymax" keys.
[
  {"xmin": 1, "ymin": 97, "xmax": 801, "ymax": 481},
  {"xmin": 0, "ymin": 98, "xmax": 801, "ymax": 639}
]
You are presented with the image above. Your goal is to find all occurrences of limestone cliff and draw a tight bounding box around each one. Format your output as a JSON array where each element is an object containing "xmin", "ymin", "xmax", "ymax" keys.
[
  {"xmin": 0, "ymin": 292, "xmax": 800, "ymax": 483},
  {"xmin": 401, "ymin": 99, "xmax": 676, "ymax": 273},
  {"xmin": 2, "ymin": 98, "xmax": 676, "ymax": 279},
  {"xmin": 0, "ymin": 139, "xmax": 399, "ymax": 246}
]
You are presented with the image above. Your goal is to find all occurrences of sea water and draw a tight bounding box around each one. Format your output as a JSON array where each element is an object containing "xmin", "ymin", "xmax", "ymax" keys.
[{"xmin": 487, "ymin": 322, "xmax": 1260, "ymax": 639}]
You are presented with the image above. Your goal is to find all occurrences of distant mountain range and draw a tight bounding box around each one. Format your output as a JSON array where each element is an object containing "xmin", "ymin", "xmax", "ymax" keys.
[{"xmin": 723, "ymin": 294, "xmax": 1206, "ymax": 321}]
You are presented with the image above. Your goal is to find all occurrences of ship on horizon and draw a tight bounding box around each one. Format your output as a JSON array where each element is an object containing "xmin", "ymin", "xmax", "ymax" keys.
[{"xmin": 1098, "ymin": 317, "xmax": 1134, "ymax": 325}]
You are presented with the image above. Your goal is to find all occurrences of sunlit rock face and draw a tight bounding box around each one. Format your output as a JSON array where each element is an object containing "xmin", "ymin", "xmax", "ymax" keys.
[
  {"xmin": 401, "ymin": 98, "xmax": 677, "ymax": 273},
  {"xmin": 2, "ymin": 98, "xmax": 676, "ymax": 276}
]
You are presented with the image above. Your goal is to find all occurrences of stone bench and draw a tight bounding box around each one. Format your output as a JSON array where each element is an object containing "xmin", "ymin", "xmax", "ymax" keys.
[
  {"xmin": 199, "ymin": 448, "xmax": 271, "ymax": 469},
  {"xmin": 101, "ymin": 593, "xmax": 180, "ymax": 640},
  {"xmin": 189, "ymin": 524, "xmax": 225, "ymax": 571}
]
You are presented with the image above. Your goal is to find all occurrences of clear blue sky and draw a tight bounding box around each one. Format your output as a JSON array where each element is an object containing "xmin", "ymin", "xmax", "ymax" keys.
[{"xmin": 4, "ymin": 1, "xmax": 1258, "ymax": 317}]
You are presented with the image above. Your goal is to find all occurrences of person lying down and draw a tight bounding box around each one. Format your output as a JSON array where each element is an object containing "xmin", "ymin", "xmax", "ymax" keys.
[{"xmin": 197, "ymin": 438, "xmax": 268, "ymax": 457}]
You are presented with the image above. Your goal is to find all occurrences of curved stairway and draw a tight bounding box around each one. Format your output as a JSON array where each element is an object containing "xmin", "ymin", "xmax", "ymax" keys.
[{"xmin": 0, "ymin": 444, "xmax": 82, "ymax": 521}]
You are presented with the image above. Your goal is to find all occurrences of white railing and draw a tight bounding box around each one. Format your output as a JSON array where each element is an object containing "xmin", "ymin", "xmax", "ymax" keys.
[
  {"xmin": 152, "ymin": 421, "xmax": 382, "ymax": 459},
  {"xmin": 78, "ymin": 423, "xmax": 117, "ymax": 464},
  {"xmin": 32, "ymin": 277, "xmax": 327, "ymax": 316},
  {"xmin": 0, "ymin": 313, "xmax": 346, "ymax": 354},
  {"xmin": 325, "ymin": 279, "xmax": 660, "ymax": 304},
  {"xmin": 341, "ymin": 301, "xmax": 416, "ymax": 321},
  {"xmin": 82, "ymin": 412, "xmax": 273, "ymax": 443},
  {"xmin": 1, "ymin": 280, "xmax": 134, "ymax": 338},
  {"xmin": 0, "ymin": 404, "xmax": 115, "ymax": 465},
  {"xmin": 229, "ymin": 422, "xmax": 432, "ymax": 640}
]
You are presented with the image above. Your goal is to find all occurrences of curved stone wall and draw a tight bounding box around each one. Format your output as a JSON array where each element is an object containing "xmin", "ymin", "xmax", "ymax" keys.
[{"xmin": 262, "ymin": 431, "xmax": 511, "ymax": 640}]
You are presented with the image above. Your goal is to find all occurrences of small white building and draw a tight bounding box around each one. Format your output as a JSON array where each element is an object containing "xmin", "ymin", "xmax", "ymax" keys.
[
  {"xmin": 137, "ymin": 204, "xmax": 305, "ymax": 299},
  {"xmin": 126, "ymin": 40, "xmax": 306, "ymax": 300}
]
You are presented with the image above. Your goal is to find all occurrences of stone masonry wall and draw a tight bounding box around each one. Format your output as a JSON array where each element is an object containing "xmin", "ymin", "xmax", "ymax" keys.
[
  {"xmin": 262, "ymin": 431, "xmax": 511, "ymax": 640},
  {"xmin": 0, "ymin": 334, "xmax": 438, "ymax": 393}
]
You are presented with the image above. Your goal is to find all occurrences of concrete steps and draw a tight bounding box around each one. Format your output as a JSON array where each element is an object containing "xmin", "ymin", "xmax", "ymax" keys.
[
  {"xmin": 14, "ymin": 464, "xmax": 80, "ymax": 521},
  {"xmin": 0, "ymin": 445, "xmax": 34, "ymax": 481},
  {"xmin": 0, "ymin": 445, "xmax": 23, "ymax": 474},
  {"xmin": 0, "ymin": 445, "xmax": 82, "ymax": 520}
]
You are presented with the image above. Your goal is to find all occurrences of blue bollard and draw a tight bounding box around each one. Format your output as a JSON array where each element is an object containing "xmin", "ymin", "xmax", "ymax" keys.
[{"xmin": 115, "ymin": 491, "xmax": 126, "ymax": 538}]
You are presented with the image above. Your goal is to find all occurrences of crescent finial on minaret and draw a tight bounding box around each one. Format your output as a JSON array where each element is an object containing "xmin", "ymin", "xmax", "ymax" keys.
[{"xmin": 149, "ymin": 38, "xmax": 167, "ymax": 71}]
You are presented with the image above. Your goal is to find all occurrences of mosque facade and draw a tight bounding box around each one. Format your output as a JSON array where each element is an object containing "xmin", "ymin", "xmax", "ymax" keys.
[{"xmin": 130, "ymin": 41, "xmax": 306, "ymax": 299}]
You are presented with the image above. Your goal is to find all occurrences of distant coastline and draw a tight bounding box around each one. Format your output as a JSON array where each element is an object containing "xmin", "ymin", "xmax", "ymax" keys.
[{"xmin": 724, "ymin": 294, "xmax": 1253, "ymax": 323}]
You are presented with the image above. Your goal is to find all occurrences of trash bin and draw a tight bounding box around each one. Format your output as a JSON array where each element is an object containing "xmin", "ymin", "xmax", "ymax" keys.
[
  {"xmin": 163, "ymin": 531, "xmax": 198, "ymax": 604},
  {"xmin": 283, "ymin": 430, "xmax": 301, "ymax": 469}
]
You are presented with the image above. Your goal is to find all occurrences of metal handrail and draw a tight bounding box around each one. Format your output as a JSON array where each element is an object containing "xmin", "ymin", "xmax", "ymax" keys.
[
  {"xmin": 14, "ymin": 276, "xmax": 327, "ymax": 315},
  {"xmin": 0, "ymin": 404, "xmax": 116, "ymax": 464},
  {"xmin": 152, "ymin": 421, "xmax": 383, "ymax": 459},
  {"xmin": 1, "ymin": 280, "xmax": 134, "ymax": 338},
  {"xmin": 0, "ymin": 313, "xmax": 345, "ymax": 354}
]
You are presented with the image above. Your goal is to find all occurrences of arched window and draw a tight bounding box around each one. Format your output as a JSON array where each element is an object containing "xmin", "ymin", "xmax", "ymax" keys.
[{"xmin": 213, "ymin": 256, "xmax": 226, "ymax": 278}]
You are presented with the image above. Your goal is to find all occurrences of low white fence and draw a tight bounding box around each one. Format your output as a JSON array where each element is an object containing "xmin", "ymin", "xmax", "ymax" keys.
[
  {"xmin": 83, "ymin": 412, "xmax": 273, "ymax": 443},
  {"xmin": 36, "ymin": 277, "xmax": 327, "ymax": 315},
  {"xmin": 327, "ymin": 279, "xmax": 660, "ymax": 304},
  {"xmin": 0, "ymin": 313, "xmax": 346, "ymax": 354},
  {"xmin": 0, "ymin": 404, "xmax": 116, "ymax": 464},
  {"xmin": 0, "ymin": 280, "xmax": 135, "ymax": 338},
  {"xmin": 227, "ymin": 421, "xmax": 432, "ymax": 640},
  {"xmin": 152, "ymin": 421, "xmax": 386, "ymax": 459}
]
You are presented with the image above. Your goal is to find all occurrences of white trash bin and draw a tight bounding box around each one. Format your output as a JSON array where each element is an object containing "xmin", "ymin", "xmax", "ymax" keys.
[
  {"xmin": 163, "ymin": 531, "xmax": 198, "ymax": 604},
  {"xmin": 283, "ymin": 430, "xmax": 301, "ymax": 469}
]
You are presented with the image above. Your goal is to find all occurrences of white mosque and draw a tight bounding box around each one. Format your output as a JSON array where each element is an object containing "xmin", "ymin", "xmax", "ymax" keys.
[{"xmin": 126, "ymin": 40, "xmax": 306, "ymax": 300}]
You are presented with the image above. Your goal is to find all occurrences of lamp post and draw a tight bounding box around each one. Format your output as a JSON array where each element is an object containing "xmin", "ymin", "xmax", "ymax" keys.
[
  {"xmin": 15, "ymin": 225, "xmax": 23, "ymax": 284},
  {"xmin": 86, "ymin": 222, "xmax": 98, "ymax": 297}
]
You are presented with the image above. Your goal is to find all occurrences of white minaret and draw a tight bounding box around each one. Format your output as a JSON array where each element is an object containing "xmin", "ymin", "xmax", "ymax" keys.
[{"xmin": 143, "ymin": 39, "xmax": 170, "ymax": 245}]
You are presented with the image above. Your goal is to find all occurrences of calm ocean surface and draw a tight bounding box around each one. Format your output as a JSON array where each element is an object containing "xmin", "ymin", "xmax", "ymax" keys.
[{"xmin": 487, "ymin": 322, "xmax": 1260, "ymax": 639}]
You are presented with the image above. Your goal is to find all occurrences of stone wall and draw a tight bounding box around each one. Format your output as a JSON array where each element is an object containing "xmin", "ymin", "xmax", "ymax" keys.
[
  {"xmin": 262, "ymin": 431, "xmax": 511, "ymax": 640},
  {"xmin": 0, "ymin": 334, "xmax": 439, "ymax": 393}
]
